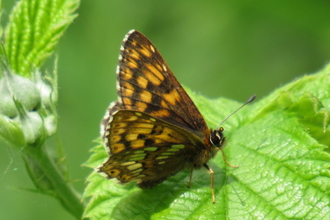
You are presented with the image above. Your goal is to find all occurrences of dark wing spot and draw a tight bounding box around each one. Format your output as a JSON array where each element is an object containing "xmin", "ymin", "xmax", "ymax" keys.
[
  {"xmin": 138, "ymin": 134, "xmax": 147, "ymax": 139},
  {"xmin": 145, "ymin": 139, "xmax": 155, "ymax": 146},
  {"xmin": 150, "ymin": 125, "xmax": 163, "ymax": 135}
]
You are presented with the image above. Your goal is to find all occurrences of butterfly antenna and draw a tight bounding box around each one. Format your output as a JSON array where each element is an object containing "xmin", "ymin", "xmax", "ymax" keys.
[{"xmin": 217, "ymin": 95, "xmax": 256, "ymax": 129}]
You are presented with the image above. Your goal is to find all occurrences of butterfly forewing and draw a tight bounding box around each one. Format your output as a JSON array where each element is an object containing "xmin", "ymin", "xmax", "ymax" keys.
[{"xmin": 117, "ymin": 30, "xmax": 208, "ymax": 136}]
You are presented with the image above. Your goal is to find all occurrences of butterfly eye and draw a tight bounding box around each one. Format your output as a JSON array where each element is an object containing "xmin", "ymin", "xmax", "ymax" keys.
[{"xmin": 210, "ymin": 129, "xmax": 225, "ymax": 147}]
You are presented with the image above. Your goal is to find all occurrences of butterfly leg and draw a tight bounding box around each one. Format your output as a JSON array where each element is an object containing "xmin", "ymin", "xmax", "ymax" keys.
[
  {"xmin": 220, "ymin": 148, "xmax": 238, "ymax": 168},
  {"xmin": 203, "ymin": 164, "xmax": 215, "ymax": 203}
]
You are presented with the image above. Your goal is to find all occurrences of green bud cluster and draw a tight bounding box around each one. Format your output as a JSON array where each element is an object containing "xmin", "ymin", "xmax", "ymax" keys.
[{"xmin": 0, "ymin": 62, "xmax": 57, "ymax": 148}]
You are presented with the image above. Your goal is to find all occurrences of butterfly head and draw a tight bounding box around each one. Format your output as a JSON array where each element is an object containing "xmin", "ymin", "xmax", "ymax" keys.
[{"xmin": 210, "ymin": 127, "xmax": 225, "ymax": 148}]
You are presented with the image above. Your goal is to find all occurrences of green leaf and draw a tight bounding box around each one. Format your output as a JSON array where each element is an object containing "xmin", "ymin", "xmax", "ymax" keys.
[
  {"xmin": 83, "ymin": 64, "xmax": 330, "ymax": 219},
  {"xmin": 4, "ymin": 0, "xmax": 79, "ymax": 77}
]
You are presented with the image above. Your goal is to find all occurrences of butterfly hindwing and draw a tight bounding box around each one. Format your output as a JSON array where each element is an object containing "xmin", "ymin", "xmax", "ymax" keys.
[{"xmin": 99, "ymin": 110, "xmax": 205, "ymax": 188}]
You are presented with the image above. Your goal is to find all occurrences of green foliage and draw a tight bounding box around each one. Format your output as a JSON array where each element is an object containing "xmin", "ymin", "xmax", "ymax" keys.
[
  {"xmin": 84, "ymin": 65, "xmax": 330, "ymax": 219},
  {"xmin": 4, "ymin": 0, "xmax": 79, "ymax": 77},
  {"xmin": 0, "ymin": 0, "xmax": 82, "ymax": 219}
]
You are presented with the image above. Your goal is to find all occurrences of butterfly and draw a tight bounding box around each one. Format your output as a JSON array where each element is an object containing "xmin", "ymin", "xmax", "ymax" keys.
[{"xmin": 98, "ymin": 30, "xmax": 255, "ymax": 203}]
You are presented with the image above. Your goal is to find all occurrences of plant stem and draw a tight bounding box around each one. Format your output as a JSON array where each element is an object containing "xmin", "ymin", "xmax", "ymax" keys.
[{"xmin": 23, "ymin": 145, "xmax": 84, "ymax": 219}]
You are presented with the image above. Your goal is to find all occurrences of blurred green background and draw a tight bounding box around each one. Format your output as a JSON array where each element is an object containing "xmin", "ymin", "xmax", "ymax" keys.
[{"xmin": 1, "ymin": 1, "xmax": 330, "ymax": 219}]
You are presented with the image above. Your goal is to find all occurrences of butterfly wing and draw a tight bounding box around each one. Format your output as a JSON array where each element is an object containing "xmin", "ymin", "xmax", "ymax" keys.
[
  {"xmin": 99, "ymin": 110, "xmax": 210, "ymax": 188},
  {"xmin": 116, "ymin": 30, "xmax": 208, "ymax": 137}
]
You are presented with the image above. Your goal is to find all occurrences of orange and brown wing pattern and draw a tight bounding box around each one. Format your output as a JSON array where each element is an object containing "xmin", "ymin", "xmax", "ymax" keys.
[
  {"xmin": 116, "ymin": 30, "xmax": 208, "ymax": 136},
  {"xmin": 99, "ymin": 110, "xmax": 204, "ymax": 188}
]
